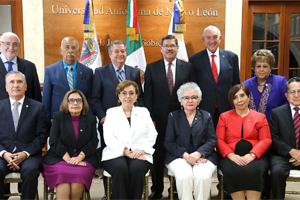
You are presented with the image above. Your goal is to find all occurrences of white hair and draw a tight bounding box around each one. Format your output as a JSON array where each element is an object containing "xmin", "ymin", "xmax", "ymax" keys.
[
  {"xmin": 177, "ymin": 82, "xmax": 202, "ymax": 103},
  {"xmin": 202, "ymin": 25, "xmax": 221, "ymax": 37}
]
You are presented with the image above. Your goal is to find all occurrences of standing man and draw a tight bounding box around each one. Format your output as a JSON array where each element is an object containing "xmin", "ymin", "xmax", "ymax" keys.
[
  {"xmin": 189, "ymin": 25, "xmax": 240, "ymax": 126},
  {"xmin": 0, "ymin": 71, "xmax": 47, "ymax": 199},
  {"xmin": 144, "ymin": 34, "xmax": 195, "ymax": 199},
  {"xmin": 269, "ymin": 77, "xmax": 300, "ymax": 199},
  {"xmin": 0, "ymin": 32, "xmax": 41, "ymax": 101},
  {"xmin": 42, "ymin": 37, "xmax": 93, "ymax": 126},
  {"xmin": 91, "ymin": 40, "xmax": 143, "ymax": 200}
]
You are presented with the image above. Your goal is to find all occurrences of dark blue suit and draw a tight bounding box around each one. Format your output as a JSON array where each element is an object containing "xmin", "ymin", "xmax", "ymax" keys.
[
  {"xmin": 0, "ymin": 97, "xmax": 47, "ymax": 199},
  {"xmin": 164, "ymin": 109, "xmax": 217, "ymax": 165},
  {"xmin": 42, "ymin": 60, "xmax": 93, "ymax": 125},
  {"xmin": 189, "ymin": 49, "xmax": 240, "ymax": 118}
]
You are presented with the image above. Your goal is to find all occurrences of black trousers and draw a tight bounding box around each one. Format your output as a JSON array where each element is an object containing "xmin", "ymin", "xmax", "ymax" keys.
[
  {"xmin": 103, "ymin": 156, "xmax": 151, "ymax": 199},
  {"xmin": 0, "ymin": 156, "xmax": 41, "ymax": 199}
]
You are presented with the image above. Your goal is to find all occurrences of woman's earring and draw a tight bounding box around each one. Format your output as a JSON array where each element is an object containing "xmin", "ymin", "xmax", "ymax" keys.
[
  {"xmin": 118, "ymin": 100, "xmax": 121, "ymax": 104},
  {"xmin": 181, "ymin": 105, "xmax": 183, "ymax": 109}
]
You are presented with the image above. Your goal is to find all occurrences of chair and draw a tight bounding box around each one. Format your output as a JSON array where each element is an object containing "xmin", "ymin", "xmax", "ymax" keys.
[
  {"xmin": 4, "ymin": 172, "xmax": 38, "ymax": 199},
  {"xmin": 168, "ymin": 170, "xmax": 212, "ymax": 200},
  {"xmin": 103, "ymin": 170, "xmax": 150, "ymax": 200},
  {"xmin": 44, "ymin": 179, "xmax": 90, "ymax": 200},
  {"xmin": 218, "ymin": 169, "xmax": 224, "ymax": 200},
  {"xmin": 286, "ymin": 169, "xmax": 300, "ymax": 195}
]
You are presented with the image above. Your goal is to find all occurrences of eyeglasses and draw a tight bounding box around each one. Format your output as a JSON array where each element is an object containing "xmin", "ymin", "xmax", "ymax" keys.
[
  {"xmin": 67, "ymin": 98, "xmax": 83, "ymax": 104},
  {"xmin": 182, "ymin": 96, "xmax": 198, "ymax": 101},
  {"xmin": 1, "ymin": 41, "xmax": 20, "ymax": 48},
  {"xmin": 288, "ymin": 90, "xmax": 300, "ymax": 96},
  {"xmin": 162, "ymin": 45, "xmax": 177, "ymax": 49},
  {"xmin": 120, "ymin": 91, "xmax": 136, "ymax": 96}
]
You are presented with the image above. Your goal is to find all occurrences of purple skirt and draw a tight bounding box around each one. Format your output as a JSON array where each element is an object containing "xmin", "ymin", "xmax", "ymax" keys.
[{"xmin": 43, "ymin": 160, "xmax": 96, "ymax": 190}]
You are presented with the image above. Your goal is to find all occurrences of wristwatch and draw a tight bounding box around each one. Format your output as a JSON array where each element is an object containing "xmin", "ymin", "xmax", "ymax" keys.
[{"xmin": 250, "ymin": 153, "xmax": 257, "ymax": 159}]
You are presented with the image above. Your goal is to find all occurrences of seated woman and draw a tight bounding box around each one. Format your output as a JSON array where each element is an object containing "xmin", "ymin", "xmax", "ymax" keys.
[
  {"xmin": 43, "ymin": 89, "xmax": 98, "ymax": 200},
  {"xmin": 102, "ymin": 80, "xmax": 157, "ymax": 199},
  {"xmin": 164, "ymin": 82, "xmax": 218, "ymax": 200},
  {"xmin": 216, "ymin": 84, "xmax": 272, "ymax": 200}
]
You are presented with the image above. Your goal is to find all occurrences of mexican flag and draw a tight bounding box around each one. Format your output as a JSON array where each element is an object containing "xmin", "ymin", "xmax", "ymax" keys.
[{"xmin": 125, "ymin": 0, "xmax": 147, "ymax": 83}]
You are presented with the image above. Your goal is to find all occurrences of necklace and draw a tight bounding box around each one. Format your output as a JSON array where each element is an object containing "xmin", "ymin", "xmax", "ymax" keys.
[{"xmin": 257, "ymin": 81, "xmax": 265, "ymax": 86}]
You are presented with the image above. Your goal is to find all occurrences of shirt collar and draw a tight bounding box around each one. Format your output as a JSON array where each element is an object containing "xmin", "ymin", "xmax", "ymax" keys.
[
  {"xmin": 112, "ymin": 63, "xmax": 125, "ymax": 72},
  {"xmin": 62, "ymin": 59, "xmax": 77, "ymax": 70},
  {"xmin": 163, "ymin": 58, "xmax": 176, "ymax": 67},
  {"xmin": 0, "ymin": 53, "xmax": 17, "ymax": 65},
  {"xmin": 9, "ymin": 96, "xmax": 25, "ymax": 107},
  {"xmin": 206, "ymin": 47, "xmax": 220, "ymax": 57}
]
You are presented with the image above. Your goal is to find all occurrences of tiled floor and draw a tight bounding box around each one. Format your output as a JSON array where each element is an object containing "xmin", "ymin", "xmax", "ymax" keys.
[{"xmin": 7, "ymin": 168, "xmax": 300, "ymax": 200}]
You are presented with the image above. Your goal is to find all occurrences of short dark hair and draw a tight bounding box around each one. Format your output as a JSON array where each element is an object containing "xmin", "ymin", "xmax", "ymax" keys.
[
  {"xmin": 286, "ymin": 77, "xmax": 300, "ymax": 92},
  {"xmin": 60, "ymin": 89, "xmax": 89, "ymax": 115},
  {"xmin": 161, "ymin": 35, "xmax": 178, "ymax": 47},
  {"xmin": 116, "ymin": 80, "xmax": 139, "ymax": 106},
  {"xmin": 228, "ymin": 84, "xmax": 250, "ymax": 107}
]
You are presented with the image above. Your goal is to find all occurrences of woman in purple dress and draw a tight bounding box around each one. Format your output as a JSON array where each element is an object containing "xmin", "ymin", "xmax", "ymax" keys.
[{"xmin": 43, "ymin": 89, "xmax": 98, "ymax": 200}]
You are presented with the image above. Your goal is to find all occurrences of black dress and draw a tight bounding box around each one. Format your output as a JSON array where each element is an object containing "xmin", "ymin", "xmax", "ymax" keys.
[{"xmin": 219, "ymin": 126, "xmax": 269, "ymax": 193}]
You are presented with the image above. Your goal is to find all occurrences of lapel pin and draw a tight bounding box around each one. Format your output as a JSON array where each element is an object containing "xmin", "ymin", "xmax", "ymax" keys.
[
  {"xmin": 26, "ymin": 105, "xmax": 28, "ymax": 108},
  {"xmin": 80, "ymin": 72, "xmax": 83, "ymax": 74},
  {"xmin": 80, "ymin": 129, "xmax": 83, "ymax": 132},
  {"xmin": 195, "ymin": 118, "xmax": 197, "ymax": 120},
  {"xmin": 248, "ymin": 119, "xmax": 250, "ymax": 121},
  {"xmin": 223, "ymin": 55, "xmax": 225, "ymax": 57}
]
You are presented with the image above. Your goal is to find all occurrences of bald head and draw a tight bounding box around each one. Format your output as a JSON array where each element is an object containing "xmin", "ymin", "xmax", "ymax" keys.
[{"xmin": 60, "ymin": 37, "xmax": 80, "ymax": 65}]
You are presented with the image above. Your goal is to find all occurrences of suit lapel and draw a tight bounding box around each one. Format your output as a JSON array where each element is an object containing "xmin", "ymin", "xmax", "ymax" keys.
[
  {"xmin": 157, "ymin": 59, "xmax": 170, "ymax": 97},
  {"xmin": 3, "ymin": 99, "xmax": 16, "ymax": 136},
  {"xmin": 16, "ymin": 97, "xmax": 30, "ymax": 136},
  {"xmin": 282, "ymin": 104, "xmax": 296, "ymax": 142},
  {"xmin": 174, "ymin": 59, "xmax": 182, "ymax": 92},
  {"xmin": 17, "ymin": 57, "xmax": 24, "ymax": 72},
  {"xmin": 218, "ymin": 49, "xmax": 228, "ymax": 83},
  {"xmin": 58, "ymin": 60, "xmax": 69, "ymax": 89},
  {"xmin": 76, "ymin": 114, "xmax": 87, "ymax": 147},
  {"xmin": 125, "ymin": 65, "xmax": 132, "ymax": 80},
  {"xmin": 75, "ymin": 62, "xmax": 83, "ymax": 88},
  {"xmin": 201, "ymin": 50, "xmax": 215, "ymax": 83},
  {"xmin": 108, "ymin": 63, "xmax": 119, "ymax": 86},
  {"xmin": 64, "ymin": 113, "xmax": 77, "ymax": 146},
  {"xmin": 0, "ymin": 58, "xmax": 7, "ymax": 78}
]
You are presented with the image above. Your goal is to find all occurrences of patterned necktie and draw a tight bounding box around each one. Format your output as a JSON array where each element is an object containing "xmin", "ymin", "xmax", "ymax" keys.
[
  {"xmin": 67, "ymin": 66, "xmax": 74, "ymax": 90},
  {"xmin": 167, "ymin": 62, "xmax": 173, "ymax": 95},
  {"xmin": 211, "ymin": 55, "xmax": 218, "ymax": 82},
  {"xmin": 294, "ymin": 107, "xmax": 300, "ymax": 148},
  {"xmin": 117, "ymin": 68, "xmax": 124, "ymax": 83},
  {"xmin": 7, "ymin": 61, "xmax": 13, "ymax": 72},
  {"xmin": 12, "ymin": 102, "xmax": 21, "ymax": 132}
]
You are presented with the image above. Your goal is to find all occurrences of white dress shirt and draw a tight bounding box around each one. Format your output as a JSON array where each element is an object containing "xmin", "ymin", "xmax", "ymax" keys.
[
  {"xmin": 164, "ymin": 59, "xmax": 176, "ymax": 86},
  {"xmin": 206, "ymin": 47, "xmax": 220, "ymax": 75}
]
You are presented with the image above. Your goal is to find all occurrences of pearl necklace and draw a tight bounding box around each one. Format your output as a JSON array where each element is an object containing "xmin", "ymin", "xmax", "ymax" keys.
[{"xmin": 257, "ymin": 81, "xmax": 265, "ymax": 86}]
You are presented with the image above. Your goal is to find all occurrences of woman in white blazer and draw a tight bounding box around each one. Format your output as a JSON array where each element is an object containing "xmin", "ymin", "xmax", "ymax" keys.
[{"xmin": 102, "ymin": 80, "xmax": 157, "ymax": 199}]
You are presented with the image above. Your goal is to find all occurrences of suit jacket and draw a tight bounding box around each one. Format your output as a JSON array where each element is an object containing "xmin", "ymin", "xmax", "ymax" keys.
[
  {"xmin": 0, "ymin": 97, "xmax": 47, "ymax": 156},
  {"xmin": 189, "ymin": 49, "xmax": 240, "ymax": 116},
  {"xmin": 0, "ymin": 57, "xmax": 41, "ymax": 101},
  {"xmin": 242, "ymin": 74, "xmax": 288, "ymax": 122},
  {"xmin": 269, "ymin": 104, "xmax": 296, "ymax": 161},
  {"xmin": 144, "ymin": 58, "xmax": 196, "ymax": 141},
  {"xmin": 42, "ymin": 60, "xmax": 93, "ymax": 125},
  {"xmin": 216, "ymin": 109, "xmax": 272, "ymax": 159},
  {"xmin": 164, "ymin": 109, "xmax": 218, "ymax": 165},
  {"xmin": 43, "ymin": 111, "xmax": 98, "ymax": 167},
  {"xmin": 102, "ymin": 106, "xmax": 157, "ymax": 163},
  {"xmin": 91, "ymin": 63, "xmax": 143, "ymax": 120}
]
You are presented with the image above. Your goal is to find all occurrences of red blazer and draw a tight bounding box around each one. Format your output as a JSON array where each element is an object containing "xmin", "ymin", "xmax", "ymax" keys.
[{"xmin": 216, "ymin": 109, "xmax": 272, "ymax": 159}]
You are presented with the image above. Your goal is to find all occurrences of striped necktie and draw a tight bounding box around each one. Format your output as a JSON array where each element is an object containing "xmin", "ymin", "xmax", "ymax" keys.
[
  {"xmin": 117, "ymin": 68, "xmax": 124, "ymax": 83},
  {"xmin": 7, "ymin": 61, "xmax": 13, "ymax": 72},
  {"xmin": 294, "ymin": 107, "xmax": 300, "ymax": 148},
  {"xmin": 167, "ymin": 62, "xmax": 173, "ymax": 95},
  {"xmin": 67, "ymin": 66, "xmax": 74, "ymax": 90},
  {"xmin": 12, "ymin": 101, "xmax": 21, "ymax": 132}
]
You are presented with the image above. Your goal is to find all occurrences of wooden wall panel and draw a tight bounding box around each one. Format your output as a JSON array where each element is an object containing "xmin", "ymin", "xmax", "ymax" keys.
[{"xmin": 43, "ymin": 0, "xmax": 226, "ymax": 68}]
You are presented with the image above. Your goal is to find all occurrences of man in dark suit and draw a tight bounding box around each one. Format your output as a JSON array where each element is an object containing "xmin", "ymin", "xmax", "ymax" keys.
[
  {"xmin": 91, "ymin": 40, "xmax": 143, "ymax": 200},
  {"xmin": 0, "ymin": 32, "xmax": 41, "ymax": 101},
  {"xmin": 0, "ymin": 71, "xmax": 47, "ymax": 199},
  {"xmin": 189, "ymin": 25, "xmax": 240, "ymax": 127},
  {"xmin": 144, "ymin": 34, "xmax": 195, "ymax": 199},
  {"xmin": 42, "ymin": 37, "xmax": 93, "ymax": 126},
  {"xmin": 269, "ymin": 77, "xmax": 300, "ymax": 199}
]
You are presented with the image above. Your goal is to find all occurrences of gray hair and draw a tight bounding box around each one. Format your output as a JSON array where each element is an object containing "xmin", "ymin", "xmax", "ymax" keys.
[
  {"xmin": 286, "ymin": 77, "xmax": 300, "ymax": 92},
  {"xmin": 0, "ymin": 32, "xmax": 20, "ymax": 43},
  {"xmin": 177, "ymin": 82, "xmax": 202, "ymax": 103},
  {"xmin": 203, "ymin": 25, "xmax": 221, "ymax": 37},
  {"xmin": 5, "ymin": 71, "xmax": 27, "ymax": 84},
  {"xmin": 108, "ymin": 40, "xmax": 127, "ymax": 54}
]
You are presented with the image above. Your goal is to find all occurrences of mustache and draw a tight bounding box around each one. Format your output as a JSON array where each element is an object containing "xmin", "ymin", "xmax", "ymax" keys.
[
  {"xmin": 67, "ymin": 53, "xmax": 75, "ymax": 57},
  {"xmin": 167, "ymin": 50, "xmax": 173, "ymax": 53}
]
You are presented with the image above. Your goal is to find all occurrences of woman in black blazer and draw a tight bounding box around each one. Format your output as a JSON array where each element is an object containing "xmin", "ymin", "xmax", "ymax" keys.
[
  {"xmin": 43, "ymin": 89, "xmax": 98, "ymax": 200},
  {"xmin": 164, "ymin": 82, "xmax": 218, "ymax": 200}
]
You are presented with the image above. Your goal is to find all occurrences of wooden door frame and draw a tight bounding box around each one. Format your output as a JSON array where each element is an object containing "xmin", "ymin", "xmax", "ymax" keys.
[{"xmin": 0, "ymin": 0, "xmax": 24, "ymax": 58}]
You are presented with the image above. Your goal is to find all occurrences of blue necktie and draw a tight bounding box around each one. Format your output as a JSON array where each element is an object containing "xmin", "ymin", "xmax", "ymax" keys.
[{"xmin": 7, "ymin": 61, "xmax": 13, "ymax": 72}]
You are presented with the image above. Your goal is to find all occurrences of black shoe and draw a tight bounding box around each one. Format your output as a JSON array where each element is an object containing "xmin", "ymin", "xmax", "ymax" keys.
[
  {"xmin": 149, "ymin": 192, "xmax": 163, "ymax": 199},
  {"xmin": 101, "ymin": 195, "xmax": 108, "ymax": 200}
]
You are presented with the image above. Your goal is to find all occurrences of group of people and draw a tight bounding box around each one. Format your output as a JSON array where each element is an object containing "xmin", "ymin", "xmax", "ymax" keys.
[{"xmin": 0, "ymin": 24, "xmax": 297, "ymax": 200}]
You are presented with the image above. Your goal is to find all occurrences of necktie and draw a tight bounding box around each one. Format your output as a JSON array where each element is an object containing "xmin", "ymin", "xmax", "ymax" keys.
[
  {"xmin": 7, "ymin": 61, "xmax": 13, "ymax": 72},
  {"xmin": 294, "ymin": 107, "xmax": 300, "ymax": 148},
  {"xmin": 117, "ymin": 68, "xmax": 124, "ymax": 83},
  {"xmin": 211, "ymin": 55, "xmax": 218, "ymax": 83},
  {"xmin": 167, "ymin": 62, "xmax": 173, "ymax": 95},
  {"xmin": 67, "ymin": 66, "xmax": 74, "ymax": 90},
  {"xmin": 12, "ymin": 102, "xmax": 21, "ymax": 132}
]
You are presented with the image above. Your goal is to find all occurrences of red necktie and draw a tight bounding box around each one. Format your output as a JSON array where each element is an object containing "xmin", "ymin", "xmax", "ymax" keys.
[
  {"xmin": 211, "ymin": 55, "xmax": 218, "ymax": 82},
  {"xmin": 294, "ymin": 107, "xmax": 300, "ymax": 148},
  {"xmin": 167, "ymin": 62, "xmax": 173, "ymax": 96}
]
